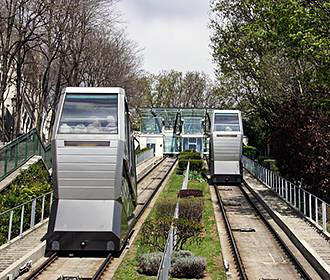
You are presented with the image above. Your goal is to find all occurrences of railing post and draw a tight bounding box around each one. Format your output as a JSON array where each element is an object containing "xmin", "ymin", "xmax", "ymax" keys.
[
  {"xmin": 315, "ymin": 199, "xmax": 318, "ymax": 225},
  {"xmin": 30, "ymin": 199, "xmax": 36, "ymax": 228},
  {"xmin": 322, "ymin": 202, "xmax": 327, "ymax": 233},
  {"xmin": 4, "ymin": 149, "xmax": 8, "ymax": 175},
  {"xmin": 285, "ymin": 181, "xmax": 289, "ymax": 202},
  {"xmin": 20, "ymin": 205, "xmax": 25, "ymax": 236},
  {"xmin": 309, "ymin": 193, "xmax": 312, "ymax": 220},
  {"xmin": 8, "ymin": 210, "xmax": 14, "ymax": 241},
  {"xmin": 294, "ymin": 186, "xmax": 297, "ymax": 208},
  {"xmin": 50, "ymin": 192, "xmax": 53, "ymax": 211},
  {"xmin": 41, "ymin": 195, "xmax": 45, "ymax": 221},
  {"xmin": 15, "ymin": 142, "xmax": 18, "ymax": 168},
  {"xmin": 303, "ymin": 191, "xmax": 306, "ymax": 216}
]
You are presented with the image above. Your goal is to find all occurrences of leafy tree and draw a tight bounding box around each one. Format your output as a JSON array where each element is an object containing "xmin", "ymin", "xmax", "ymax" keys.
[{"xmin": 210, "ymin": 0, "xmax": 330, "ymax": 194}]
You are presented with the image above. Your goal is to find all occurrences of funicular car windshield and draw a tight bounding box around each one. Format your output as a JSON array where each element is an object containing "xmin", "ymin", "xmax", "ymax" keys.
[
  {"xmin": 58, "ymin": 94, "xmax": 118, "ymax": 134},
  {"xmin": 214, "ymin": 113, "xmax": 240, "ymax": 132}
]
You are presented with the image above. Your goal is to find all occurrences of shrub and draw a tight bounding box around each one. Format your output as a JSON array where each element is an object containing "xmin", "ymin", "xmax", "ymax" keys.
[
  {"xmin": 138, "ymin": 252, "xmax": 162, "ymax": 276},
  {"xmin": 243, "ymin": 145, "xmax": 257, "ymax": 159},
  {"xmin": 262, "ymin": 159, "xmax": 278, "ymax": 172},
  {"xmin": 140, "ymin": 217, "xmax": 172, "ymax": 251},
  {"xmin": 179, "ymin": 151, "xmax": 201, "ymax": 160},
  {"xmin": 173, "ymin": 250, "xmax": 193, "ymax": 259},
  {"xmin": 155, "ymin": 198, "xmax": 176, "ymax": 218},
  {"xmin": 178, "ymin": 159, "xmax": 203, "ymax": 172},
  {"xmin": 170, "ymin": 256, "xmax": 206, "ymax": 278},
  {"xmin": 175, "ymin": 218, "xmax": 203, "ymax": 250},
  {"xmin": 178, "ymin": 197, "xmax": 203, "ymax": 223},
  {"xmin": 178, "ymin": 189, "xmax": 203, "ymax": 198},
  {"xmin": 188, "ymin": 170, "xmax": 206, "ymax": 183}
]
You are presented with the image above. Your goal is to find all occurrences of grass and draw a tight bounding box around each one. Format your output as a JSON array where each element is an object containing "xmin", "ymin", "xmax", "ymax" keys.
[
  {"xmin": 182, "ymin": 179, "xmax": 226, "ymax": 280},
  {"xmin": 113, "ymin": 170, "xmax": 226, "ymax": 279},
  {"xmin": 113, "ymin": 171, "xmax": 184, "ymax": 280}
]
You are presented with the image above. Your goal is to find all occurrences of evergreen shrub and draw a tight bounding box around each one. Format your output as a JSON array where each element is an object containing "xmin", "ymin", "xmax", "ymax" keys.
[
  {"xmin": 138, "ymin": 252, "xmax": 162, "ymax": 275},
  {"xmin": 170, "ymin": 255, "xmax": 206, "ymax": 278}
]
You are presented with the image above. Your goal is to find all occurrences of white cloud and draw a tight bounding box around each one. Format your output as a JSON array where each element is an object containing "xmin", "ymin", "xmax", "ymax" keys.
[{"xmin": 116, "ymin": 0, "xmax": 215, "ymax": 78}]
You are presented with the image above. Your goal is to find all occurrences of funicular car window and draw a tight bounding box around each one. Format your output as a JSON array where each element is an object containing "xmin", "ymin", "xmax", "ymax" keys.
[
  {"xmin": 58, "ymin": 94, "xmax": 118, "ymax": 134},
  {"xmin": 214, "ymin": 113, "xmax": 240, "ymax": 132}
]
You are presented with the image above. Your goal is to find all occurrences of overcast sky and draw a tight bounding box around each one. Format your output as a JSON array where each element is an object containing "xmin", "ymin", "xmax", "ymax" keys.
[{"xmin": 116, "ymin": 0, "xmax": 215, "ymax": 79}]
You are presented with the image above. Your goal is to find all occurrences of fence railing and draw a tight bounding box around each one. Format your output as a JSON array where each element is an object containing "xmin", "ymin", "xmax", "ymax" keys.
[
  {"xmin": 136, "ymin": 148, "xmax": 154, "ymax": 165},
  {"xmin": 0, "ymin": 191, "xmax": 53, "ymax": 246},
  {"xmin": 157, "ymin": 162, "xmax": 190, "ymax": 280},
  {"xmin": 0, "ymin": 129, "xmax": 52, "ymax": 182},
  {"xmin": 242, "ymin": 156, "xmax": 329, "ymax": 234}
]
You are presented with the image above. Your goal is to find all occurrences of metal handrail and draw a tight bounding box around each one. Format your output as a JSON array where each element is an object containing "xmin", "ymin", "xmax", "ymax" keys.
[
  {"xmin": 242, "ymin": 155, "xmax": 329, "ymax": 234},
  {"xmin": 0, "ymin": 191, "xmax": 53, "ymax": 216},
  {"xmin": 0, "ymin": 129, "xmax": 51, "ymax": 181},
  {"xmin": 157, "ymin": 162, "xmax": 190, "ymax": 280},
  {"xmin": 0, "ymin": 191, "xmax": 53, "ymax": 245}
]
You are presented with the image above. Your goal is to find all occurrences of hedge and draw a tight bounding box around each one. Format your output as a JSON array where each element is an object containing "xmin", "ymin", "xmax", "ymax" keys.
[
  {"xmin": 178, "ymin": 159, "xmax": 203, "ymax": 172},
  {"xmin": 243, "ymin": 145, "xmax": 257, "ymax": 159}
]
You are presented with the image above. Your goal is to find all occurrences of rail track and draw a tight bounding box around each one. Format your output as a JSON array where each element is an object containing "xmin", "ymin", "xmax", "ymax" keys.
[
  {"xmin": 22, "ymin": 157, "xmax": 177, "ymax": 280},
  {"xmin": 214, "ymin": 180, "xmax": 320, "ymax": 280}
]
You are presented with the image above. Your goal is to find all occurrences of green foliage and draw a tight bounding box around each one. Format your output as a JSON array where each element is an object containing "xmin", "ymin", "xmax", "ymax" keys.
[
  {"xmin": 155, "ymin": 198, "xmax": 176, "ymax": 219},
  {"xmin": 0, "ymin": 161, "xmax": 52, "ymax": 245},
  {"xmin": 262, "ymin": 159, "xmax": 278, "ymax": 173},
  {"xmin": 243, "ymin": 145, "xmax": 257, "ymax": 159},
  {"xmin": 138, "ymin": 252, "xmax": 162, "ymax": 276},
  {"xmin": 210, "ymin": 0, "xmax": 330, "ymax": 197},
  {"xmin": 178, "ymin": 151, "xmax": 202, "ymax": 160},
  {"xmin": 178, "ymin": 159, "xmax": 203, "ymax": 172},
  {"xmin": 170, "ymin": 255, "xmax": 206, "ymax": 279},
  {"xmin": 0, "ymin": 161, "xmax": 51, "ymax": 211},
  {"xmin": 179, "ymin": 197, "xmax": 204, "ymax": 223},
  {"xmin": 188, "ymin": 170, "xmax": 206, "ymax": 183}
]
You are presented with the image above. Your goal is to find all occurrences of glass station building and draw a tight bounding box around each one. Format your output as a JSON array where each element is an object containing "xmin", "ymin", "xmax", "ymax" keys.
[{"xmin": 138, "ymin": 108, "xmax": 211, "ymax": 157}]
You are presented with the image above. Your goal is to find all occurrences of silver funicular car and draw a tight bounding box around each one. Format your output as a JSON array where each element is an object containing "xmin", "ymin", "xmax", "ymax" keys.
[
  {"xmin": 209, "ymin": 110, "xmax": 243, "ymax": 184},
  {"xmin": 43, "ymin": 87, "xmax": 137, "ymax": 256}
]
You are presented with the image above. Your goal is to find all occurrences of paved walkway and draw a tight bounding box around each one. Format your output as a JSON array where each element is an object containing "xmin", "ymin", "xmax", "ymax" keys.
[{"xmin": 244, "ymin": 172, "xmax": 330, "ymax": 276}]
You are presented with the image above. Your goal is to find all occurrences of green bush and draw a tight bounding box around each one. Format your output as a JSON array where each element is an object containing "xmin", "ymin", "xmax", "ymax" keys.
[
  {"xmin": 189, "ymin": 170, "xmax": 206, "ymax": 183},
  {"xmin": 243, "ymin": 145, "xmax": 257, "ymax": 159},
  {"xmin": 178, "ymin": 197, "xmax": 203, "ymax": 223},
  {"xmin": 138, "ymin": 252, "xmax": 162, "ymax": 276},
  {"xmin": 155, "ymin": 198, "xmax": 176, "ymax": 218},
  {"xmin": 0, "ymin": 161, "xmax": 52, "ymax": 245},
  {"xmin": 262, "ymin": 159, "xmax": 279, "ymax": 172},
  {"xmin": 178, "ymin": 159, "xmax": 203, "ymax": 172},
  {"xmin": 170, "ymin": 256, "xmax": 206, "ymax": 278},
  {"xmin": 172, "ymin": 250, "xmax": 193, "ymax": 259},
  {"xmin": 179, "ymin": 151, "xmax": 201, "ymax": 160}
]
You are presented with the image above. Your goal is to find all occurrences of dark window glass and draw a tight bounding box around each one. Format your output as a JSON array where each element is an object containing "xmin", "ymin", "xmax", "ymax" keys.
[
  {"xmin": 58, "ymin": 94, "xmax": 118, "ymax": 134},
  {"xmin": 214, "ymin": 113, "xmax": 240, "ymax": 132}
]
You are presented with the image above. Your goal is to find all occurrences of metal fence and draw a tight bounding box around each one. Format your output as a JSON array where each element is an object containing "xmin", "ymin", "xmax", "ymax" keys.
[
  {"xmin": 0, "ymin": 129, "xmax": 51, "ymax": 181},
  {"xmin": 242, "ymin": 156, "xmax": 330, "ymax": 234},
  {"xmin": 157, "ymin": 162, "xmax": 190, "ymax": 280},
  {"xmin": 0, "ymin": 191, "xmax": 53, "ymax": 246},
  {"xmin": 136, "ymin": 148, "xmax": 154, "ymax": 165}
]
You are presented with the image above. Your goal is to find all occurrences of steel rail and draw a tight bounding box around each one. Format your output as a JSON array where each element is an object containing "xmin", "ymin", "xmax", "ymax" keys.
[
  {"xmin": 91, "ymin": 157, "xmax": 177, "ymax": 280},
  {"xmin": 23, "ymin": 157, "xmax": 176, "ymax": 280},
  {"xmin": 137, "ymin": 156, "xmax": 167, "ymax": 183},
  {"xmin": 23, "ymin": 253, "xmax": 58, "ymax": 280},
  {"xmin": 241, "ymin": 180, "xmax": 313, "ymax": 280},
  {"xmin": 214, "ymin": 185, "xmax": 248, "ymax": 280}
]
